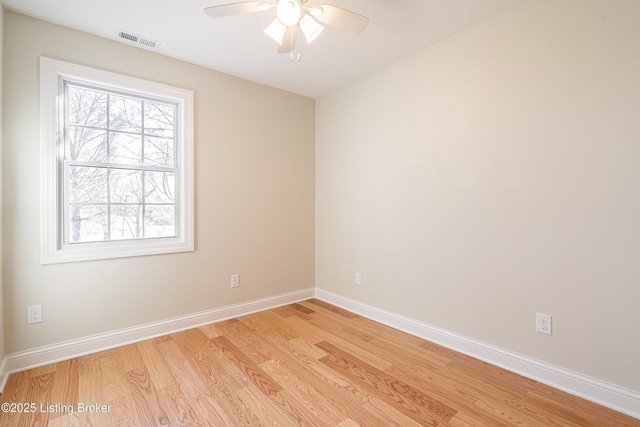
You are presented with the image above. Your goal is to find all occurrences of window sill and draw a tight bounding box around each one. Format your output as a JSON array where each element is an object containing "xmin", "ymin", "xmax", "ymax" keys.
[{"xmin": 41, "ymin": 237, "xmax": 194, "ymax": 264}]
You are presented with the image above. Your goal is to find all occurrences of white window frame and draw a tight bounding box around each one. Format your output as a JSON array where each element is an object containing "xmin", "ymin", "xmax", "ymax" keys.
[{"xmin": 40, "ymin": 57, "xmax": 194, "ymax": 264}]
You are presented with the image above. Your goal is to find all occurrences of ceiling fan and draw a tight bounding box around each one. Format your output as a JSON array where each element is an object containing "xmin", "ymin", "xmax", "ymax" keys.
[{"xmin": 204, "ymin": 0, "xmax": 370, "ymax": 55}]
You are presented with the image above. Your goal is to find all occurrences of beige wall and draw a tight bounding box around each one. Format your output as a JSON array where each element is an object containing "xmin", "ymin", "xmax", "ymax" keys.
[
  {"xmin": 316, "ymin": 0, "xmax": 640, "ymax": 392},
  {"xmin": 3, "ymin": 12, "xmax": 315, "ymax": 353},
  {"xmin": 0, "ymin": 4, "xmax": 5, "ymax": 362}
]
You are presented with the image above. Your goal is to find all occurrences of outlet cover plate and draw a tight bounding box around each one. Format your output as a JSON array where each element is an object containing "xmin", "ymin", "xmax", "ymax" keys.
[
  {"xmin": 536, "ymin": 313, "xmax": 552, "ymax": 335},
  {"xmin": 231, "ymin": 274, "xmax": 240, "ymax": 288},
  {"xmin": 28, "ymin": 305, "xmax": 43, "ymax": 324}
]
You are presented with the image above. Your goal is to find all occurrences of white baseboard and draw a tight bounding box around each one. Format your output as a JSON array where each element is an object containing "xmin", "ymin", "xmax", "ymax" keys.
[
  {"xmin": 0, "ymin": 288, "xmax": 315, "ymax": 393},
  {"xmin": 314, "ymin": 288, "xmax": 640, "ymax": 420},
  {"xmin": 0, "ymin": 356, "xmax": 8, "ymax": 393}
]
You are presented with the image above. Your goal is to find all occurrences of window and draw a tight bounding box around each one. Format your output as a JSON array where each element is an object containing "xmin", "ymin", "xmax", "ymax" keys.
[{"xmin": 40, "ymin": 57, "xmax": 194, "ymax": 263}]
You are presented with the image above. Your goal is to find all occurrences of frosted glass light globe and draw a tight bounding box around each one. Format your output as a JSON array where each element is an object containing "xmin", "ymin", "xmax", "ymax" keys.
[{"xmin": 277, "ymin": 0, "xmax": 301, "ymax": 26}]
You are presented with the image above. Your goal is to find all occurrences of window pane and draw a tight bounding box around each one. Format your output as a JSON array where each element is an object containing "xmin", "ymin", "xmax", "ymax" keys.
[
  {"xmin": 144, "ymin": 136, "xmax": 174, "ymax": 167},
  {"xmin": 145, "ymin": 171, "xmax": 174, "ymax": 203},
  {"xmin": 67, "ymin": 127, "xmax": 107, "ymax": 162},
  {"xmin": 110, "ymin": 95, "xmax": 142, "ymax": 132},
  {"xmin": 68, "ymin": 86, "xmax": 107, "ymax": 128},
  {"xmin": 110, "ymin": 169, "xmax": 143, "ymax": 203},
  {"xmin": 144, "ymin": 205, "xmax": 176, "ymax": 238},
  {"xmin": 69, "ymin": 166, "xmax": 108, "ymax": 203},
  {"xmin": 110, "ymin": 132, "xmax": 142, "ymax": 165},
  {"xmin": 144, "ymin": 102, "xmax": 174, "ymax": 138},
  {"xmin": 111, "ymin": 204, "xmax": 142, "ymax": 239},
  {"xmin": 68, "ymin": 205, "xmax": 107, "ymax": 243}
]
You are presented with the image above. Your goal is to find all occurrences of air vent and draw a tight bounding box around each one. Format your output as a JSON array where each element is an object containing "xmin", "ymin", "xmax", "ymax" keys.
[{"xmin": 117, "ymin": 30, "xmax": 161, "ymax": 49}]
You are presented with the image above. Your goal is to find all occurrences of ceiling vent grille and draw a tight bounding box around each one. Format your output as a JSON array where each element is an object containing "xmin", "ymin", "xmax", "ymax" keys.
[{"xmin": 117, "ymin": 30, "xmax": 161, "ymax": 49}]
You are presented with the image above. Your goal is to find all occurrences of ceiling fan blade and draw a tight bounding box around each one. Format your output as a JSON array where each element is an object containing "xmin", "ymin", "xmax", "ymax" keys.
[
  {"xmin": 204, "ymin": 1, "xmax": 274, "ymax": 19},
  {"xmin": 309, "ymin": 4, "xmax": 369, "ymax": 34},
  {"xmin": 278, "ymin": 25, "xmax": 299, "ymax": 53}
]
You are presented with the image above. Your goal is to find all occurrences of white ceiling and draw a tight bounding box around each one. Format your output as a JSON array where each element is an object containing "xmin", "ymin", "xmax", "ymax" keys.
[{"xmin": 2, "ymin": 0, "xmax": 526, "ymax": 98}]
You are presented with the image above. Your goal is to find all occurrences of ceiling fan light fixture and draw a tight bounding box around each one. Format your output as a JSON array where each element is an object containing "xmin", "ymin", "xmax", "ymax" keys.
[
  {"xmin": 264, "ymin": 17, "xmax": 287, "ymax": 44},
  {"xmin": 276, "ymin": 0, "xmax": 302, "ymax": 26},
  {"xmin": 299, "ymin": 14, "xmax": 324, "ymax": 44}
]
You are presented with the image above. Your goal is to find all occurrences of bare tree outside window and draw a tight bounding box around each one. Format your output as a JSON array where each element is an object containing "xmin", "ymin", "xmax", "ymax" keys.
[{"xmin": 65, "ymin": 84, "xmax": 177, "ymax": 244}]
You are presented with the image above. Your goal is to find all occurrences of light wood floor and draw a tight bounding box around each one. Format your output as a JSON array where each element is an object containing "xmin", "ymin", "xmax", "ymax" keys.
[{"xmin": 1, "ymin": 299, "xmax": 638, "ymax": 426}]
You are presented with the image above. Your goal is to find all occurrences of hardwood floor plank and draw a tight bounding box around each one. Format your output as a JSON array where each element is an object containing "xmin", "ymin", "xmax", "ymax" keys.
[
  {"xmin": 238, "ymin": 318, "xmax": 393, "ymax": 426},
  {"xmin": 100, "ymin": 351, "xmax": 130, "ymax": 402},
  {"xmin": 176, "ymin": 332, "xmax": 268, "ymax": 425},
  {"xmin": 20, "ymin": 373, "xmax": 55, "ymax": 427},
  {"xmin": 385, "ymin": 346, "xmax": 541, "ymax": 410},
  {"xmin": 106, "ymin": 343, "xmax": 145, "ymax": 373},
  {"xmin": 158, "ymin": 383, "xmax": 203, "ymax": 426},
  {"xmin": 157, "ymin": 339, "xmax": 211, "ymax": 400},
  {"xmin": 439, "ymin": 360, "xmax": 530, "ymax": 402},
  {"xmin": 448, "ymin": 412, "xmax": 500, "ymax": 427},
  {"xmin": 448, "ymin": 357, "xmax": 536, "ymax": 399},
  {"xmin": 1, "ymin": 300, "xmax": 637, "ymax": 427},
  {"xmin": 243, "ymin": 310, "xmax": 301, "ymax": 341},
  {"xmin": 352, "ymin": 316, "xmax": 430, "ymax": 348},
  {"xmin": 239, "ymin": 342, "xmax": 273, "ymax": 365},
  {"xmin": 172, "ymin": 328, "xmax": 249, "ymax": 393},
  {"xmin": 170, "ymin": 326, "xmax": 222, "ymax": 361},
  {"xmin": 290, "ymin": 302, "xmax": 316, "ymax": 315},
  {"xmin": 266, "ymin": 389, "xmax": 329, "ymax": 427},
  {"xmin": 28, "ymin": 363, "xmax": 56, "ymax": 378},
  {"xmin": 339, "ymin": 326, "xmax": 449, "ymax": 373},
  {"xmin": 305, "ymin": 298, "xmax": 359, "ymax": 319},
  {"xmin": 286, "ymin": 337, "xmax": 328, "ymax": 360},
  {"xmin": 336, "ymin": 418, "xmax": 361, "ymax": 427},
  {"xmin": 260, "ymin": 358, "xmax": 347, "ymax": 425},
  {"xmin": 474, "ymin": 396, "xmax": 573, "ymax": 427},
  {"xmin": 295, "ymin": 315, "xmax": 395, "ymax": 371},
  {"xmin": 362, "ymin": 397, "xmax": 429, "ymax": 427},
  {"xmin": 191, "ymin": 392, "xmax": 237, "ymax": 426},
  {"xmin": 136, "ymin": 339, "xmax": 177, "ymax": 390},
  {"xmin": 214, "ymin": 319, "xmax": 256, "ymax": 347},
  {"xmin": 0, "ymin": 372, "xmax": 31, "ymax": 427},
  {"xmin": 0, "ymin": 370, "xmax": 29, "ymax": 402},
  {"xmin": 107, "ymin": 394, "xmax": 143, "ymax": 426},
  {"xmin": 45, "ymin": 413, "xmax": 79, "ymax": 427},
  {"xmin": 77, "ymin": 352, "xmax": 103, "ymax": 376},
  {"xmin": 278, "ymin": 349, "xmax": 395, "ymax": 427},
  {"xmin": 260, "ymin": 342, "xmax": 388, "ymax": 425},
  {"xmin": 125, "ymin": 366, "xmax": 172, "ymax": 426},
  {"xmin": 272, "ymin": 305, "xmax": 305, "ymax": 319},
  {"xmin": 212, "ymin": 335, "xmax": 283, "ymax": 397},
  {"xmin": 383, "ymin": 363, "xmax": 481, "ymax": 410},
  {"xmin": 78, "ymin": 368, "xmax": 106, "ymax": 409},
  {"xmin": 524, "ymin": 390, "xmax": 638, "ymax": 427},
  {"xmin": 48, "ymin": 359, "xmax": 79, "ymax": 421},
  {"xmin": 198, "ymin": 322, "xmax": 224, "ymax": 339},
  {"xmin": 386, "ymin": 363, "xmax": 530, "ymax": 427},
  {"xmin": 243, "ymin": 311, "xmax": 324, "ymax": 345},
  {"xmin": 316, "ymin": 340, "xmax": 457, "ymax": 426},
  {"xmin": 420, "ymin": 340, "xmax": 477, "ymax": 361},
  {"xmin": 234, "ymin": 384, "xmax": 291, "ymax": 426}
]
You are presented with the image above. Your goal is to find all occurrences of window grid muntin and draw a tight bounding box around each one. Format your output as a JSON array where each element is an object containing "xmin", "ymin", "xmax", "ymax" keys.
[{"xmin": 62, "ymin": 79, "xmax": 179, "ymax": 245}]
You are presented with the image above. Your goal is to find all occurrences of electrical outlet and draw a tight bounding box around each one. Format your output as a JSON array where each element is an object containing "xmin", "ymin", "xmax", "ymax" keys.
[
  {"xmin": 355, "ymin": 272, "xmax": 362, "ymax": 285},
  {"xmin": 28, "ymin": 305, "xmax": 43, "ymax": 324},
  {"xmin": 536, "ymin": 313, "xmax": 552, "ymax": 335},
  {"xmin": 231, "ymin": 274, "xmax": 240, "ymax": 288}
]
